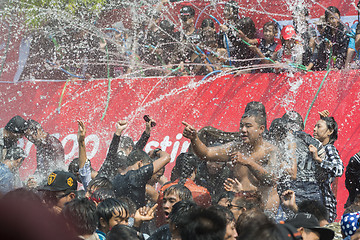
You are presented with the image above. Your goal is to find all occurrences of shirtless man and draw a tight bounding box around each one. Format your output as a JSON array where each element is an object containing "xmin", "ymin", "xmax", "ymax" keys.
[{"xmin": 182, "ymin": 109, "xmax": 279, "ymax": 213}]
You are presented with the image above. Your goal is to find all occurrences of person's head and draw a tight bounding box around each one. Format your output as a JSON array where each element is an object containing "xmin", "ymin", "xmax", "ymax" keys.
[
  {"xmin": 315, "ymin": 15, "xmax": 326, "ymax": 35},
  {"xmin": 263, "ymin": 21, "xmax": 277, "ymax": 43},
  {"xmin": 180, "ymin": 6, "xmax": 195, "ymax": 27},
  {"xmin": 224, "ymin": 1, "xmax": 239, "ymax": 20},
  {"xmin": 237, "ymin": 17, "xmax": 256, "ymax": 39},
  {"xmin": 282, "ymin": 110, "xmax": 304, "ymax": 132},
  {"xmin": 172, "ymin": 152, "xmax": 198, "ymax": 184},
  {"xmin": 62, "ymin": 198, "xmax": 97, "ymax": 236},
  {"xmin": 325, "ymin": 6, "xmax": 340, "ymax": 29},
  {"xmin": 298, "ymin": 200, "xmax": 329, "ymax": 227},
  {"xmin": 201, "ymin": 18, "xmax": 217, "ymax": 45},
  {"xmin": 163, "ymin": 184, "xmax": 193, "ymax": 222},
  {"xmin": 240, "ymin": 110, "xmax": 266, "ymax": 145},
  {"xmin": 96, "ymin": 198, "xmax": 130, "ymax": 233},
  {"xmin": 25, "ymin": 119, "xmax": 45, "ymax": 144},
  {"xmin": 229, "ymin": 191, "xmax": 263, "ymax": 221},
  {"xmin": 292, "ymin": 6, "xmax": 309, "ymax": 29},
  {"xmin": 313, "ymin": 117, "xmax": 338, "ymax": 145},
  {"xmin": 169, "ymin": 200, "xmax": 199, "ymax": 238},
  {"xmin": 217, "ymin": 191, "xmax": 236, "ymax": 208},
  {"xmin": 269, "ymin": 118, "xmax": 288, "ymax": 143},
  {"xmin": 3, "ymin": 146, "xmax": 26, "ymax": 171},
  {"xmin": 206, "ymin": 161, "xmax": 226, "ymax": 175},
  {"xmin": 118, "ymin": 136, "xmax": 134, "ymax": 156},
  {"xmin": 158, "ymin": 20, "xmax": 175, "ymax": 42},
  {"xmin": 4, "ymin": 115, "xmax": 28, "ymax": 144},
  {"xmin": 180, "ymin": 207, "xmax": 227, "ymax": 240},
  {"xmin": 208, "ymin": 205, "xmax": 238, "ymax": 240},
  {"xmin": 107, "ymin": 224, "xmax": 144, "ymax": 240},
  {"xmin": 39, "ymin": 171, "xmax": 78, "ymax": 210},
  {"xmin": 85, "ymin": 176, "xmax": 113, "ymax": 198},
  {"xmin": 281, "ymin": 25, "xmax": 297, "ymax": 49},
  {"xmin": 125, "ymin": 150, "xmax": 151, "ymax": 170},
  {"xmin": 89, "ymin": 188, "xmax": 115, "ymax": 205},
  {"xmin": 286, "ymin": 213, "xmax": 335, "ymax": 240}
]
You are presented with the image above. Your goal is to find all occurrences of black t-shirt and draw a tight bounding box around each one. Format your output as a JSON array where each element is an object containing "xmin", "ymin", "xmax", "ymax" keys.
[
  {"xmin": 113, "ymin": 163, "xmax": 154, "ymax": 208},
  {"xmin": 148, "ymin": 225, "xmax": 171, "ymax": 240}
]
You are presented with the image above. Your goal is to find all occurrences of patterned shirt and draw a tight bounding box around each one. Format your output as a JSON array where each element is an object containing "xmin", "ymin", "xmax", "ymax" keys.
[{"xmin": 317, "ymin": 144, "xmax": 344, "ymax": 222}]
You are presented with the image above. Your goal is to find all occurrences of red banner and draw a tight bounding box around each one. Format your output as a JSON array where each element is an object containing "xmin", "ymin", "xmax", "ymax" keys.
[{"xmin": 1, "ymin": 70, "xmax": 360, "ymax": 219}]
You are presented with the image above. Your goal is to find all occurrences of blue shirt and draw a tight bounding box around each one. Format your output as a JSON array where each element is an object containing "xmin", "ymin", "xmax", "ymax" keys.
[{"xmin": 0, "ymin": 163, "xmax": 14, "ymax": 194}]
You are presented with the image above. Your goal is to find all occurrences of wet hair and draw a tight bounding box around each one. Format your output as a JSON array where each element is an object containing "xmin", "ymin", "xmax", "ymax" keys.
[
  {"xmin": 169, "ymin": 200, "xmax": 199, "ymax": 227},
  {"xmin": 263, "ymin": 21, "xmax": 278, "ymax": 33},
  {"xmin": 216, "ymin": 191, "xmax": 236, "ymax": 204},
  {"xmin": 163, "ymin": 184, "xmax": 193, "ymax": 201},
  {"xmin": 90, "ymin": 189, "xmax": 115, "ymax": 203},
  {"xmin": 117, "ymin": 197, "xmax": 137, "ymax": 216},
  {"xmin": 269, "ymin": 118, "xmax": 287, "ymax": 142},
  {"xmin": 107, "ymin": 224, "xmax": 144, "ymax": 240},
  {"xmin": 5, "ymin": 115, "xmax": 28, "ymax": 134},
  {"xmin": 180, "ymin": 206, "xmax": 227, "ymax": 240},
  {"xmin": 201, "ymin": 18, "xmax": 215, "ymax": 29},
  {"xmin": 5, "ymin": 146, "xmax": 26, "ymax": 163},
  {"xmin": 224, "ymin": 1, "xmax": 239, "ymax": 17},
  {"xmin": 126, "ymin": 150, "xmax": 151, "ymax": 167},
  {"xmin": 68, "ymin": 158, "xmax": 79, "ymax": 175},
  {"xmin": 171, "ymin": 153, "xmax": 198, "ymax": 184},
  {"xmin": 298, "ymin": 200, "xmax": 329, "ymax": 222},
  {"xmin": 237, "ymin": 17, "xmax": 256, "ymax": 39},
  {"xmin": 119, "ymin": 136, "xmax": 134, "ymax": 151},
  {"xmin": 87, "ymin": 176, "xmax": 113, "ymax": 193},
  {"xmin": 245, "ymin": 101, "xmax": 266, "ymax": 114},
  {"xmin": 282, "ymin": 110, "xmax": 304, "ymax": 131},
  {"xmin": 208, "ymin": 205, "xmax": 235, "ymax": 223},
  {"xmin": 62, "ymin": 198, "xmax": 98, "ymax": 236},
  {"xmin": 98, "ymin": 152, "xmax": 127, "ymax": 179},
  {"xmin": 293, "ymin": 6, "xmax": 309, "ymax": 17},
  {"xmin": 241, "ymin": 109, "xmax": 266, "ymax": 128},
  {"xmin": 96, "ymin": 198, "xmax": 129, "ymax": 228},
  {"xmin": 325, "ymin": 6, "xmax": 340, "ymax": 22},
  {"xmin": 27, "ymin": 119, "xmax": 42, "ymax": 131},
  {"xmin": 320, "ymin": 116, "xmax": 338, "ymax": 144}
]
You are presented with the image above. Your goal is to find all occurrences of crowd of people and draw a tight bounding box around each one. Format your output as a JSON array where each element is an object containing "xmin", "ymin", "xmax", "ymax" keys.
[
  {"xmin": 20, "ymin": 1, "xmax": 360, "ymax": 80},
  {"xmin": 1, "ymin": 101, "xmax": 360, "ymax": 240}
]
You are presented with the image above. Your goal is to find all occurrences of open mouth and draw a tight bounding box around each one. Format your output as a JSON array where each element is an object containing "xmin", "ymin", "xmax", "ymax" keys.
[{"xmin": 164, "ymin": 211, "xmax": 170, "ymax": 219}]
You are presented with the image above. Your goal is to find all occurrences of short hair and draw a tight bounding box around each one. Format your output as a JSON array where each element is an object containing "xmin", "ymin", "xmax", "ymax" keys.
[
  {"xmin": 298, "ymin": 200, "xmax": 329, "ymax": 222},
  {"xmin": 5, "ymin": 146, "xmax": 26, "ymax": 162},
  {"xmin": 107, "ymin": 224, "xmax": 144, "ymax": 240},
  {"xmin": 87, "ymin": 176, "xmax": 113, "ymax": 192},
  {"xmin": 90, "ymin": 189, "xmax": 115, "ymax": 203},
  {"xmin": 269, "ymin": 118, "xmax": 287, "ymax": 142},
  {"xmin": 236, "ymin": 17, "xmax": 256, "ymax": 39},
  {"xmin": 119, "ymin": 136, "xmax": 134, "ymax": 150},
  {"xmin": 224, "ymin": 1, "xmax": 239, "ymax": 17},
  {"xmin": 117, "ymin": 197, "xmax": 137, "ymax": 216},
  {"xmin": 2, "ymin": 188, "xmax": 42, "ymax": 204},
  {"xmin": 216, "ymin": 191, "xmax": 236, "ymax": 204},
  {"xmin": 180, "ymin": 207, "xmax": 227, "ymax": 240},
  {"xmin": 263, "ymin": 21, "xmax": 278, "ymax": 33},
  {"xmin": 169, "ymin": 200, "xmax": 199, "ymax": 228},
  {"xmin": 163, "ymin": 184, "xmax": 193, "ymax": 201},
  {"xmin": 282, "ymin": 110, "xmax": 304, "ymax": 131},
  {"xmin": 320, "ymin": 116, "xmax": 338, "ymax": 144},
  {"xmin": 62, "ymin": 198, "xmax": 97, "ymax": 236},
  {"xmin": 68, "ymin": 158, "xmax": 79, "ymax": 175},
  {"xmin": 236, "ymin": 208, "xmax": 273, "ymax": 240},
  {"xmin": 126, "ymin": 150, "xmax": 151, "ymax": 167},
  {"xmin": 171, "ymin": 153, "xmax": 198, "ymax": 184},
  {"xmin": 96, "ymin": 198, "xmax": 129, "ymax": 228},
  {"xmin": 5, "ymin": 115, "xmax": 28, "ymax": 134},
  {"xmin": 208, "ymin": 205, "xmax": 235, "ymax": 223},
  {"xmin": 241, "ymin": 109, "xmax": 266, "ymax": 128},
  {"xmin": 325, "ymin": 6, "xmax": 340, "ymax": 22},
  {"xmin": 98, "ymin": 152, "xmax": 127, "ymax": 179}
]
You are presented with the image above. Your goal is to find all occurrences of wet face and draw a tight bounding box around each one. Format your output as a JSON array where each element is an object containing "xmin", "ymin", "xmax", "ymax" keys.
[
  {"xmin": 239, "ymin": 116, "xmax": 264, "ymax": 144},
  {"xmin": 313, "ymin": 119, "xmax": 331, "ymax": 144},
  {"xmin": 108, "ymin": 208, "xmax": 129, "ymax": 229},
  {"xmin": 327, "ymin": 13, "xmax": 340, "ymax": 28},
  {"xmin": 25, "ymin": 128, "xmax": 41, "ymax": 144},
  {"xmin": 163, "ymin": 192, "xmax": 181, "ymax": 222},
  {"xmin": 263, "ymin": 25, "xmax": 275, "ymax": 42},
  {"xmin": 224, "ymin": 221, "xmax": 238, "ymax": 240},
  {"xmin": 223, "ymin": 6, "xmax": 234, "ymax": 20}
]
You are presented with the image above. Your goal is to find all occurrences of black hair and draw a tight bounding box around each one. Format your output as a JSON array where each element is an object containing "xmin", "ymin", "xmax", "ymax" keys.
[
  {"xmin": 298, "ymin": 200, "xmax": 329, "ymax": 222},
  {"xmin": 269, "ymin": 118, "xmax": 287, "ymax": 142},
  {"xmin": 159, "ymin": 20, "xmax": 175, "ymax": 34},
  {"xmin": 325, "ymin": 6, "xmax": 340, "ymax": 22},
  {"xmin": 245, "ymin": 101, "xmax": 266, "ymax": 114},
  {"xmin": 237, "ymin": 17, "xmax": 256, "ymax": 39},
  {"xmin": 62, "ymin": 198, "xmax": 98, "ymax": 236},
  {"xmin": 27, "ymin": 119, "xmax": 42, "ymax": 131},
  {"xmin": 201, "ymin": 18, "xmax": 215, "ymax": 29},
  {"xmin": 126, "ymin": 150, "xmax": 151, "ymax": 168},
  {"xmin": 117, "ymin": 197, "xmax": 137, "ymax": 216},
  {"xmin": 5, "ymin": 115, "xmax": 28, "ymax": 134},
  {"xmin": 87, "ymin": 176, "xmax": 113, "ymax": 193},
  {"xmin": 171, "ymin": 153, "xmax": 198, "ymax": 184},
  {"xmin": 169, "ymin": 200, "xmax": 199, "ymax": 228},
  {"xmin": 241, "ymin": 109, "xmax": 267, "ymax": 128},
  {"xmin": 163, "ymin": 184, "xmax": 193, "ymax": 201},
  {"xmin": 320, "ymin": 116, "xmax": 338, "ymax": 144},
  {"xmin": 224, "ymin": 1, "xmax": 239, "ymax": 17},
  {"xmin": 180, "ymin": 6, "xmax": 195, "ymax": 17},
  {"xmin": 68, "ymin": 158, "xmax": 79, "ymax": 175},
  {"xmin": 98, "ymin": 152, "xmax": 127, "ymax": 180},
  {"xmin": 119, "ymin": 136, "xmax": 134, "ymax": 151},
  {"xmin": 4, "ymin": 146, "xmax": 26, "ymax": 163},
  {"xmin": 180, "ymin": 207, "xmax": 227, "ymax": 240},
  {"xmin": 263, "ymin": 21, "xmax": 278, "ymax": 33},
  {"xmin": 293, "ymin": 6, "xmax": 309, "ymax": 17},
  {"xmin": 282, "ymin": 110, "xmax": 304, "ymax": 131},
  {"xmin": 208, "ymin": 205, "xmax": 235, "ymax": 224},
  {"xmin": 90, "ymin": 189, "xmax": 115, "ymax": 203},
  {"xmin": 107, "ymin": 224, "xmax": 144, "ymax": 240},
  {"xmin": 2, "ymin": 188, "xmax": 42, "ymax": 204},
  {"xmin": 216, "ymin": 191, "xmax": 235, "ymax": 204},
  {"xmin": 96, "ymin": 198, "xmax": 129, "ymax": 228}
]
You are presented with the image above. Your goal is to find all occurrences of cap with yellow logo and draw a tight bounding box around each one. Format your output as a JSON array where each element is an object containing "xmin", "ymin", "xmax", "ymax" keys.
[{"xmin": 39, "ymin": 171, "xmax": 78, "ymax": 192}]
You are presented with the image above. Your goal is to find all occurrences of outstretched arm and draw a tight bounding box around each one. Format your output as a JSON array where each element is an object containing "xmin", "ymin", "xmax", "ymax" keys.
[
  {"xmin": 134, "ymin": 116, "xmax": 156, "ymax": 151},
  {"xmin": 152, "ymin": 150, "xmax": 171, "ymax": 174},
  {"xmin": 182, "ymin": 121, "xmax": 231, "ymax": 162},
  {"xmin": 105, "ymin": 120, "xmax": 128, "ymax": 161},
  {"xmin": 77, "ymin": 120, "xmax": 87, "ymax": 169}
]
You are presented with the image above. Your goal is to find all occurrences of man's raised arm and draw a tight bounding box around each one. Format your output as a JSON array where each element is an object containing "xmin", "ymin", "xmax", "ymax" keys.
[{"xmin": 182, "ymin": 121, "xmax": 230, "ymax": 162}]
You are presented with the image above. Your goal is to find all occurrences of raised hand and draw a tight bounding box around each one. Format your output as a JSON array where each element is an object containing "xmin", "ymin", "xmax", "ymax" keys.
[
  {"xmin": 281, "ymin": 190, "xmax": 298, "ymax": 212},
  {"xmin": 115, "ymin": 120, "xmax": 128, "ymax": 136},
  {"xmin": 224, "ymin": 178, "xmax": 243, "ymax": 193},
  {"xmin": 182, "ymin": 121, "xmax": 197, "ymax": 140},
  {"xmin": 77, "ymin": 120, "xmax": 86, "ymax": 142},
  {"xmin": 318, "ymin": 110, "xmax": 330, "ymax": 118},
  {"xmin": 133, "ymin": 203, "xmax": 158, "ymax": 227},
  {"xmin": 145, "ymin": 116, "xmax": 156, "ymax": 135}
]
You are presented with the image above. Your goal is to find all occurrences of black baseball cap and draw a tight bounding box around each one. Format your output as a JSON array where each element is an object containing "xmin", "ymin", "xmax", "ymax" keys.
[
  {"xmin": 5, "ymin": 116, "xmax": 28, "ymax": 134},
  {"xmin": 39, "ymin": 171, "xmax": 78, "ymax": 192},
  {"xmin": 180, "ymin": 6, "xmax": 195, "ymax": 17},
  {"xmin": 286, "ymin": 213, "xmax": 335, "ymax": 240}
]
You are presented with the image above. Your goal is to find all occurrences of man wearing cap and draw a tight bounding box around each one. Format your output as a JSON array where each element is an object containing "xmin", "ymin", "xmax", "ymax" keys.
[
  {"xmin": 286, "ymin": 213, "xmax": 335, "ymax": 240},
  {"xmin": 39, "ymin": 170, "xmax": 78, "ymax": 214},
  {"xmin": 0, "ymin": 115, "xmax": 28, "ymax": 162}
]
